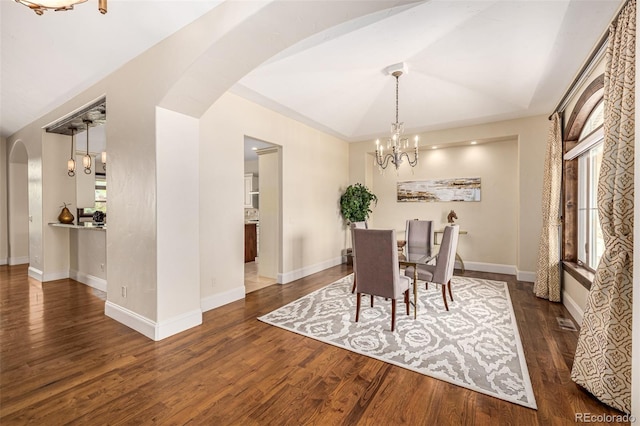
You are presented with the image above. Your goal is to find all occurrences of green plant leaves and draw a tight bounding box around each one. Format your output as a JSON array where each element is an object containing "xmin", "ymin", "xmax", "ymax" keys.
[{"xmin": 340, "ymin": 183, "xmax": 377, "ymax": 223}]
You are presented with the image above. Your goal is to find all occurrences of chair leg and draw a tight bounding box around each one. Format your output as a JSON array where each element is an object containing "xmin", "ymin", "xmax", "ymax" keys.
[
  {"xmin": 447, "ymin": 279, "xmax": 453, "ymax": 301},
  {"xmin": 351, "ymin": 275, "xmax": 357, "ymax": 294},
  {"xmin": 371, "ymin": 295, "xmax": 374, "ymax": 307},
  {"xmin": 441, "ymin": 284, "xmax": 449, "ymax": 311},
  {"xmin": 356, "ymin": 293, "xmax": 361, "ymax": 323},
  {"xmin": 404, "ymin": 290, "xmax": 409, "ymax": 315},
  {"xmin": 391, "ymin": 299, "xmax": 396, "ymax": 332}
]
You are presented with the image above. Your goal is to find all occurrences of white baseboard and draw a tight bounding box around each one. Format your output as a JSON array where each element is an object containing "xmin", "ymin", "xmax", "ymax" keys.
[
  {"xmin": 0, "ymin": 258, "xmax": 6, "ymax": 265},
  {"xmin": 279, "ymin": 256, "xmax": 343, "ymax": 284},
  {"xmin": 9, "ymin": 256, "xmax": 29, "ymax": 265},
  {"xmin": 105, "ymin": 301, "xmax": 203, "ymax": 341},
  {"xmin": 28, "ymin": 266, "xmax": 43, "ymax": 281},
  {"xmin": 517, "ymin": 270, "xmax": 536, "ymax": 283},
  {"xmin": 70, "ymin": 269, "xmax": 107, "ymax": 292},
  {"xmin": 43, "ymin": 270, "xmax": 70, "ymax": 282},
  {"xmin": 105, "ymin": 301, "xmax": 157, "ymax": 340},
  {"xmin": 562, "ymin": 290, "xmax": 584, "ymax": 325},
  {"xmin": 201, "ymin": 286, "xmax": 245, "ymax": 312},
  {"xmin": 461, "ymin": 261, "xmax": 516, "ymax": 276},
  {"xmin": 156, "ymin": 309, "xmax": 203, "ymax": 340}
]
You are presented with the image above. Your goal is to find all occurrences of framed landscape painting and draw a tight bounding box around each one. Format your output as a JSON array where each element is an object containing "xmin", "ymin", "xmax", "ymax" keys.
[{"xmin": 397, "ymin": 177, "xmax": 481, "ymax": 202}]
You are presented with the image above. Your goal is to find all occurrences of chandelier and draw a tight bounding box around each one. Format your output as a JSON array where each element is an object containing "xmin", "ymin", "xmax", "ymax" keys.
[
  {"xmin": 375, "ymin": 65, "xmax": 419, "ymax": 171},
  {"xmin": 15, "ymin": 0, "xmax": 107, "ymax": 15}
]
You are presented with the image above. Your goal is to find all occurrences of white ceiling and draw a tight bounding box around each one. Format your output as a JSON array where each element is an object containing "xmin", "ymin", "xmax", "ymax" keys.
[{"xmin": 1, "ymin": 0, "xmax": 624, "ymax": 144}]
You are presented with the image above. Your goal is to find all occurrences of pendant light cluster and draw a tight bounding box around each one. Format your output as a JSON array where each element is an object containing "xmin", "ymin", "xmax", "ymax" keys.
[{"xmin": 14, "ymin": 0, "xmax": 107, "ymax": 15}]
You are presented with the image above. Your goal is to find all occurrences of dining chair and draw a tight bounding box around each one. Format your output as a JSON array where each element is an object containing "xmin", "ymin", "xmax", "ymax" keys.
[
  {"xmin": 405, "ymin": 224, "xmax": 459, "ymax": 311},
  {"xmin": 352, "ymin": 228, "xmax": 411, "ymax": 332},
  {"xmin": 405, "ymin": 219, "xmax": 433, "ymax": 257},
  {"xmin": 350, "ymin": 221, "xmax": 368, "ymax": 294}
]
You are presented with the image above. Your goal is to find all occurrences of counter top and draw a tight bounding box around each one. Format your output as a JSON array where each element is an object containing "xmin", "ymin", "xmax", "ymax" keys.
[{"xmin": 49, "ymin": 222, "xmax": 106, "ymax": 231}]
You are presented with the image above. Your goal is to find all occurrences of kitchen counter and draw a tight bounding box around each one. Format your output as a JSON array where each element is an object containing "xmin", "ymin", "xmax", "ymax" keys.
[{"xmin": 49, "ymin": 222, "xmax": 106, "ymax": 231}]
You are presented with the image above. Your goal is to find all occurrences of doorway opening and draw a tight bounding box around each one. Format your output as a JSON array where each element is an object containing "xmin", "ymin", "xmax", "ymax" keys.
[{"xmin": 243, "ymin": 136, "xmax": 280, "ymax": 293}]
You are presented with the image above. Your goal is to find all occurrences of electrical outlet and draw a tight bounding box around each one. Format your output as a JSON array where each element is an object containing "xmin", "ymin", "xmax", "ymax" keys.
[
  {"xmin": 121, "ymin": 286, "xmax": 127, "ymax": 298},
  {"xmin": 100, "ymin": 263, "xmax": 105, "ymax": 271}
]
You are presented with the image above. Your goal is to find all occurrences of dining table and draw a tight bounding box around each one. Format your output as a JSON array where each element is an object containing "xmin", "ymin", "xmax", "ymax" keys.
[{"xmin": 398, "ymin": 246, "xmax": 436, "ymax": 319}]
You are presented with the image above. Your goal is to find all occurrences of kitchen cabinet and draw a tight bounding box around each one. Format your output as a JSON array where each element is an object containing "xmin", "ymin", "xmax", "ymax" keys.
[
  {"xmin": 244, "ymin": 173, "xmax": 259, "ymax": 208},
  {"xmin": 245, "ymin": 223, "xmax": 257, "ymax": 262}
]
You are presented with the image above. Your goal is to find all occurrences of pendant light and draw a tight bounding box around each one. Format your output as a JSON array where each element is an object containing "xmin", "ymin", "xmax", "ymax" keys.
[
  {"xmin": 67, "ymin": 127, "xmax": 76, "ymax": 177},
  {"xmin": 83, "ymin": 119, "xmax": 92, "ymax": 174}
]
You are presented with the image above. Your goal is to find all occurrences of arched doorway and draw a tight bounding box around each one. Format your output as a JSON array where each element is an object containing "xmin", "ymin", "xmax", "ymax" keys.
[{"xmin": 8, "ymin": 141, "xmax": 29, "ymax": 265}]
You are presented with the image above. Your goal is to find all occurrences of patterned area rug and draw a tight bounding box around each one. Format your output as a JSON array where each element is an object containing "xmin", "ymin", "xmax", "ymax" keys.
[{"xmin": 258, "ymin": 274, "xmax": 537, "ymax": 409}]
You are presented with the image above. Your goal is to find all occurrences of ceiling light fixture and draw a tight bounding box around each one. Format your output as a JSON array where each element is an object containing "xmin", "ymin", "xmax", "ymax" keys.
[
  {"xmin": 83, "ymin": 120, "xmax": 92, "ymax": 174},
  {"xmin": 375, "ymin": 63, "xmax": 419, "ymax": 172},
  {"xmin": 67, "ymin": 127, "xmax": 76, "ymax": 177},
  {"xmin": 15, "ymin": 0, "xmax": 107, "ymax": 15}
]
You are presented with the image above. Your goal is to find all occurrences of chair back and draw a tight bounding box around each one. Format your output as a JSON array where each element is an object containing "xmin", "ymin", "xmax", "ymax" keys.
[
  {"xmin": 352, "ymin": 229, "xmax": 404, "ymax": 299},
  {"xmin": 432, "ymin": 225, "xmax": 459, "ymax": 284},
  {"xmin": 405, "ymin": 220, "xmax": 433, "ymax": 257}
]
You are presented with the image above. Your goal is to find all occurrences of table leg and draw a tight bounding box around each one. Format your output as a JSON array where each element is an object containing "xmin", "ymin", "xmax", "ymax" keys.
[
  {"xmin": 456, "ymin": 252, "xmax": 465, "ymax": 273},
  {"xmin": 413, "ymin": 268, "xmax": 418, "ymax": 319}
]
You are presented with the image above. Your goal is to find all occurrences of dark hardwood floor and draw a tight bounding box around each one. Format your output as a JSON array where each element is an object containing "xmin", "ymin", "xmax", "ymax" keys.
[{"xmin": 0, "ymin": 263, "xmax": 628, "ymax": 425}]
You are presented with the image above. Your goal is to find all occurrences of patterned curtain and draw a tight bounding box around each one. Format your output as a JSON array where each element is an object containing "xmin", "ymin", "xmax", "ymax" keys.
[
  {"xmin": 533, "ymin": 113, "xmax": 562, "ymax": 302},
  {"xmin": 571, "ymin": 0, "xmax": 635, "ymax": 414}
]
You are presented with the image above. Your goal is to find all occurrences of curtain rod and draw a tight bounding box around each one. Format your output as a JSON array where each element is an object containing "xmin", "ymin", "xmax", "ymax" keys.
[{"xmin": 548, "ymin": 0, "xmax": 630, "ymax": 120}]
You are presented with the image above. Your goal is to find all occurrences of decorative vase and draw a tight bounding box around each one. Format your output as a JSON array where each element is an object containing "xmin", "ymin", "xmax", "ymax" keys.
[
  {"xmin": 92, "ymin": 211, "xmax": 105, "ymax": 224},
  {"xmin": 58, "ymin": 206, "xmax": 74, "ymax": 224}
]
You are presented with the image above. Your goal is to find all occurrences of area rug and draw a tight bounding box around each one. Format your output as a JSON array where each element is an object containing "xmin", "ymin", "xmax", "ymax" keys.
[{"xmin": 258, "ymin": 274, "xmax": 537, "ymax": 409}]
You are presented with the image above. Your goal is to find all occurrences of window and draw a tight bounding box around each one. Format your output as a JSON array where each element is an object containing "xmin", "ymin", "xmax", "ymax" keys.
[
  {"xmin": 78, "ymin": 174, "xmax": 107, "ymax": 220},
  {"xmin": 568, "ymin": 101, "xmax": 605, "ymax": 271}
]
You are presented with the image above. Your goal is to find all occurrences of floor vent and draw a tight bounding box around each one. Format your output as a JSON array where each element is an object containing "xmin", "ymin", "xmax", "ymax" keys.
[{"xmin": 557, "ymin": 317, "xmax": 577, "ymax": 331}]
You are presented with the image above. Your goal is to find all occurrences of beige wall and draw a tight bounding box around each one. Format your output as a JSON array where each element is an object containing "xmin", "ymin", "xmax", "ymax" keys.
[
  {"xmin": 70, "ymin": 229, "xmax": 107, "ymax": 289},
  {"xmin": 370, "ymin": 140, "xmax": 518, "ymax": 270},
  {"xmin": 350, "ymin": 115, "xmax": 548, "ymax": 278},
  {"xmin": 200, "ymin": 92, "xmax": 349, "ymax": 304}
]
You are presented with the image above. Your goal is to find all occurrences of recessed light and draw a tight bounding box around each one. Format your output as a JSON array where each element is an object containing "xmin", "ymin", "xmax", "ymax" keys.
[
  {"xmin": 251, "ymin": 147, "xmax": 258, "ymax": 151},
  {"xmin": 470, "ymin": 141, "xmax": 478, "ymax": 145},
  {"xmin": 431, "ymin": 146, "xmax": 438, "ymax": 150}
]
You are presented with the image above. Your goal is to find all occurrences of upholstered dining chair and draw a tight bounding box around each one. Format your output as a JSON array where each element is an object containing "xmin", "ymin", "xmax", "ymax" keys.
[
  {"xmin": 352, "ymin": 228, "xmax": 411, "ymax": 332},
  {"xmin": 350, "ymin": 221, "xmax": 368, "ymax": 294},
  {"xmin": 405, "ymin": 224, "xmax": 459, "ymax": 311},
  {"xmin": 405, "ymin": 219, "xmax": 433, "ymax": 257}
]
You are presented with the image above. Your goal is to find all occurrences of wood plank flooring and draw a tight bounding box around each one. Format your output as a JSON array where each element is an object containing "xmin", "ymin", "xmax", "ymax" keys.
[{"xmin": 0, "ymin": 264, "xmax": 629, "ymax": 425}]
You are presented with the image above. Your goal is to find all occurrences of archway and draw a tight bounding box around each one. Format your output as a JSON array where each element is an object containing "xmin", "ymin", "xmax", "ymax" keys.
[{"xmin": 8, "ymin": 141, "xmax": 29, "ymax": 265}]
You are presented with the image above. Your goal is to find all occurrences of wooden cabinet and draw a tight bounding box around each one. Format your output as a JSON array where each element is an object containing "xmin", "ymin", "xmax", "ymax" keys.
[{"xmin": 245, "ymin": 223, "xmax": 257, "ymax": 262}]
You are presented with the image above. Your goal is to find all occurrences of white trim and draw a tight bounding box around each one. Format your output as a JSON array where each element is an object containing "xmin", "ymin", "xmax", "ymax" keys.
[
  {"xmin": 105, "ymin": 301, "xmax": 203, "ymax": 341},
  {"xmin": 70, "ymin": 269, "xmax": 107, "ymax": 292},
  {"xmin": 43, "ymin": 270, "xmax": 70, "ymax": 282},
  {"xmin": 105, "ymin": 301, "xmax": 156, "ymax": 340},
  {"xmin": 201, "ymin": 286, "xmax": 245, "ymax": 312},
  {"xmin": 0, "ymin": 258, "xmax": 7, "ymax": 265},
  {"xmin": 156, "ymin": 309, "xmax": 202, "ymax": 340},
  {"xmin": 279, "ymin": 256, "xmax": 343, "ymax": 284},
  {"xmin": 562, "ymin": 290, "xmax": 584, "ymax": 325},
  {"xmin": 564, "ymin": 126, "xmax": 604, "ymax": 160},
  {"xmin": 517, "ymin": 270, "xmax": 536, "ymax": 283},
  {"xmin": 461, "ymin": 261, "xmax": 516, "ymax": 276},
  {"xmin": 8, "ymin": 256, "xmax": 29, "ymax": 265},
  {"xmin": 28, "ymin": 266, "xmax": 43, "ymax": 281}
]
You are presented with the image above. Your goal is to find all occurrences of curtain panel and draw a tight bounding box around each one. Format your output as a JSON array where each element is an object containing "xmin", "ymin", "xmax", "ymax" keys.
[
  {"xmin": 534, "ymin": 112, "xmax": 562, "ymax": 302},
  {"xmin": 571, "ymin": 0, "xmax": 635, "ymax": 414}
]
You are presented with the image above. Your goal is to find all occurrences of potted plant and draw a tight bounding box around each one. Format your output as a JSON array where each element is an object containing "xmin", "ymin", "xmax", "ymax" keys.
[{"xmin": 340, "ymin": 183, "xmax": 377, "ymax": 224}]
